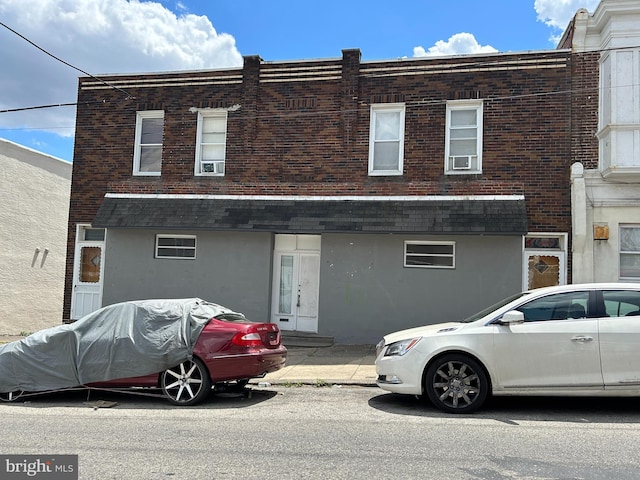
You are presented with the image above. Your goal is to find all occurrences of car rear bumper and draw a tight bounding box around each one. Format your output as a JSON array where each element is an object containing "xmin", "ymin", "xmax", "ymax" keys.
[{"xmin": 206, "ymin": 346, "xmax": 288, "ymax": 382}]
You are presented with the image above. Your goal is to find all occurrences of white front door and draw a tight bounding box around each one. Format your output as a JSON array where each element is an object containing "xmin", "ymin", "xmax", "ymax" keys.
[
  {"xmin": 70, "ymin": 226, "xmax": 105, "ymax": 320},
  {"xmin": 271, "ymin": 235, "xmax": 321, "ymax": 333}
]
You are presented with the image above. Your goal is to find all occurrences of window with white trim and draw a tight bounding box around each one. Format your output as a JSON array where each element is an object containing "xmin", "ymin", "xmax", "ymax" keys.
[
  {"xmin": 195, "ymin": 110, "xmax": 227, "ymax": 176},
  {"xmin": 620, "ymin": 226, "xmax": 640, "ymax": 279},
  {"xmin": 155, "ymin": 235, "xmax": 196, "ymax": 259},
  {"xmin": 445, "ymin": 100, "xmax": 483, "ymax": 175},
  {"xmin": 368, "ymin": 103, "xmax": 405, "ymax": 176},
  {"xmin": 404, "ymin": 241, "xmax": 455, "ymax": 269},
  {"xmin": 133, "ymin": 111, "xmax": 164, "ymax": 175}
]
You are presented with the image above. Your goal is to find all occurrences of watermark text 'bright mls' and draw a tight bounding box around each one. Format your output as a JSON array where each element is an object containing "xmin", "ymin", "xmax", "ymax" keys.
[{"xmin": 1, "ymin": 455, "xmax": 77, "ymax": 479}]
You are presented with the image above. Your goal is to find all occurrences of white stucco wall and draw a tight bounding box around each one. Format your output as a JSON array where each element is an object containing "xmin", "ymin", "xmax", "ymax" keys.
[
  {"xmin": 0, "ymin": 138, "xmax": 71, "ymax": 335},
  {"xmin": 573, "ymin": 165, "xmax": 640, "ymax": 282}
]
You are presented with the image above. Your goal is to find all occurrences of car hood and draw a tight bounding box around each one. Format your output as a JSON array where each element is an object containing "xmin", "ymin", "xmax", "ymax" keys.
[{"xmin": 383, "ymin": 322, "xmax": 463, "ymax": 344}]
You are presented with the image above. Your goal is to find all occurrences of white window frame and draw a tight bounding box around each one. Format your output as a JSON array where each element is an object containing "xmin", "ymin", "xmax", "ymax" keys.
[
  {"xmin": 133, "ymin": 111, "xmax": 164, "ymax": 176},
  {"xmin": 404, "ymin": 241, "xmax": 455, "ymax": 269},
  {"xmin": 155, "ymin": 235, "xmax": 196, "ymax": 260},
  {"xmin": 445, "ymin": 100, "xmax": 483, "ymax": 175},
  {"xmin": 368, "ymin": 103, "xmax": 405, "ymax": 176},
  {"xmin": 195, "ymin": 110, "xmax": 228, "ymax": 177},
  {"xmin": 620, "ymin": 225, "xmax": 640, "ymax": 280}
]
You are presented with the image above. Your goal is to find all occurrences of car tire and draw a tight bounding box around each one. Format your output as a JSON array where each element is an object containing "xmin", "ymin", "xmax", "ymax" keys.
[
  {"xmin": 424, "ymin": 354, "xmax": 489, "ymax": 414},
  {"xmin": 160, "ymin": 357, "xmax": 212, "ymax": 406}
]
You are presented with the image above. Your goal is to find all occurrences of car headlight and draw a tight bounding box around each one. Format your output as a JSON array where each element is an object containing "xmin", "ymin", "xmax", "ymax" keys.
[{"xmin": 383, "ymin": 337, "xmax": 421, "ymax": 357}]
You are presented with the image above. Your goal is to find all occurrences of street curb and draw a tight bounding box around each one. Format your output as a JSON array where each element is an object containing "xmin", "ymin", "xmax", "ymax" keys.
[{"xmin": 249, "ymin": 380, "xmax": 378, "ymax": 387}]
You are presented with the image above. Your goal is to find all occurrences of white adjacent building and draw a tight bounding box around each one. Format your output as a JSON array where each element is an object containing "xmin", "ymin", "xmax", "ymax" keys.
[
  {"xmin": 0, "ymin": 138, "xmax": 71, "ymax": 335},
  {"xmin": 569, "ymin": 0, "xmax": 640, "ymax": 283}
]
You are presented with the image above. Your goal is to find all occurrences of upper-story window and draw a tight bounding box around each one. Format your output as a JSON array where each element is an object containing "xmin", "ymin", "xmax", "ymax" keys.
[
  {"xmin": 195, "ymin": 110, "xmax": 227, "ymax": 176},
  {"xmin": 368, "ymin": 103, "xmax": 405, "ymax": 176},
  {"xmin": 133, "ymin": 111, "xmax": 164, "ymax": 176},
  {"xmin": 445, "ymin": 100, "xmax": 483, "ymax": 175},
  {"xmin": 599, "ymin": 49, "xmax": 640, "ymax": 179}
]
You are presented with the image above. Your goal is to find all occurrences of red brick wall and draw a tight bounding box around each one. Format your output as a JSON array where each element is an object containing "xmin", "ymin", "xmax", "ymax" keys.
[
  {"xmin": 570, "ymin": 51, "xmax": 599, "ymax": 169},
  {"xmin": 64, "ymin": 50, "xmax": 575, "ymax": 319}
]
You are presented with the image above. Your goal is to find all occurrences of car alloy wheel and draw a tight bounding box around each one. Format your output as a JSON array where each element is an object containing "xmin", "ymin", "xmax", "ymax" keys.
[
  {"xmin": 161, "ymin": 357, "xmax": 212, "ymax": 406},
  {"xmin": 425, "ymin": 354, "xmax": 488, "ymax": 414}
]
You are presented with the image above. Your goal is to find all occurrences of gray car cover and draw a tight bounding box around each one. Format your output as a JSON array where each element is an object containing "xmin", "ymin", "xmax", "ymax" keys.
[{"xmin": 0, "ymin": 298, "xmax": 231, "ymax": 394}]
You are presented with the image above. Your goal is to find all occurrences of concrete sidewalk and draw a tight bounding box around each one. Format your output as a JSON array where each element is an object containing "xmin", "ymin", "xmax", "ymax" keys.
[{"xmin": 252, "ymin": 345, "xmax": 378, "ymax": 386}]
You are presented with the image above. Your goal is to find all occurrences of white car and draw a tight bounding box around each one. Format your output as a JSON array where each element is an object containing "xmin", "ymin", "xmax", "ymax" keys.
[{"xmin": 375, "ymin": 283, "xmax": 640, "ymax": 413}]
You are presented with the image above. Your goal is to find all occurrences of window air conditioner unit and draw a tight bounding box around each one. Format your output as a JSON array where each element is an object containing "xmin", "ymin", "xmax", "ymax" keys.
[
  {"xmin": 451, "ymin": 156, "xmax": 472, "ymax": 170},
  {"xmin": 201, "ymin": 161, "xmax": 224, "ymax": 174}
]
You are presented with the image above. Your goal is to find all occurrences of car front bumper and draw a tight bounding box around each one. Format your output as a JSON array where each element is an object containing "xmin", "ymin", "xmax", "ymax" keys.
[{"xmin": 375, "ymin": 349, "xmax": 424, "ymax": 395}]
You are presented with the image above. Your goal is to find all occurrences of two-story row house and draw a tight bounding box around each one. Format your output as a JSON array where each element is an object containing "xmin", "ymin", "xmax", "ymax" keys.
[{"xmin": 63, "ymin": 41, "xmax": 574, "ymax": 344}]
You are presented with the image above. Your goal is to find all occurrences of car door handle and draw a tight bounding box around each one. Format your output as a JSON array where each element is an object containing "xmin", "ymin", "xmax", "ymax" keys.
[{"xmin": 571, "ymin": 335, "xmax": 593, "ymax": 343}]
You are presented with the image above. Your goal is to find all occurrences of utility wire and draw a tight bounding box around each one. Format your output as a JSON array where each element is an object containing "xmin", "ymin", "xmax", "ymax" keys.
[
  {"xmin": 0, "ymin": 98, "xmax": 131, "ymax": 114},
  {"xmin": 0, "ymin": 102, "xmax": 77, "ymax": 114},
  {"xmin": 0, "ymin": 21, "xmax": 135, "ymax": 100}
]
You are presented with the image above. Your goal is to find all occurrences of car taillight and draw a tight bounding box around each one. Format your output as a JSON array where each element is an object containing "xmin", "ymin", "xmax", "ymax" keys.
[{"xmin": 231, "ymin": 327, "xmax": 263, "ymax": 347}]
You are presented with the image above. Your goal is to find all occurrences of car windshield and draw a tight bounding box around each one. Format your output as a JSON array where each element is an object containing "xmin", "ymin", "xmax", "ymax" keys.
[{"xmin": 460, "ymin": 291, "xmax": 530, "ymax": 323}]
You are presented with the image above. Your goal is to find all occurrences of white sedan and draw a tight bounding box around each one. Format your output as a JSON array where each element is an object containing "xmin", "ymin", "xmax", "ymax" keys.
[{"xmin": 375, "ymin": 283, "xmax": 640, "ymax": 413}]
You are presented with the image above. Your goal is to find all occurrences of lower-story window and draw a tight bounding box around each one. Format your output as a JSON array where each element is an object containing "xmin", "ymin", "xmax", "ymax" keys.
[
  {"xmin": 155, "ymin": 235, "xmax": 196, "ymax": 259},
  {"xmin": 620, "ymin": 225, "xmax": 640, "ymax": 280},
  {"xmin": 404, "ymin": 241, "xmax": 455, "ymax": 268}
]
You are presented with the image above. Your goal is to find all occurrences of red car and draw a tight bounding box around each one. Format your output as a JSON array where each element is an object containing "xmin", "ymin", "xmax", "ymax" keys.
[{"xmin": 0, "ymin": 299, "xmax": 287, "ymax": 406}]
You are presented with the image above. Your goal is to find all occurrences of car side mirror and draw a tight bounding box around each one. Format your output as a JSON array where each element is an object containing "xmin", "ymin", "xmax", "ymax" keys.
[{"xmin": 499, "ymin": 310, "xmax": 525, "ymax": 325}]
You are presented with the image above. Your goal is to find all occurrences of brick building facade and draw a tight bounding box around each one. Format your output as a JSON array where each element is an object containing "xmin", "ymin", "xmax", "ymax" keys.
[{"xmin": 65, "ymin": 48, "xmax": 574, "ymax": 343}]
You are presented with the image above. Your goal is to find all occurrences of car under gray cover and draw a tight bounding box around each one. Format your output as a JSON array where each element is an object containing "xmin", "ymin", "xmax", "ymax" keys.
[{"xmin": 0, "ymin": 298, "xmax": 230, "ymax": 394}]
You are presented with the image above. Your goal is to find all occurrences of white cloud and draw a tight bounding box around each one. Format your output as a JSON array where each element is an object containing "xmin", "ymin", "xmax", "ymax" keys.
[
  {"xmin": 413, "ymin": 32, "xmax": 498, "ymax": 58},
  {"xmin": 0, "ymin": 0, "xmax": 242, "ymax": 136},
  {"xmin": 534, "ymin": 0, "xmax": 600, "ymax": 31}
]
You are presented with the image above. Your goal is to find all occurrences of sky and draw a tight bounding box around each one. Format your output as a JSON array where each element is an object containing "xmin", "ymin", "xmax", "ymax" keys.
[{"xmin": 0, "ymin": 0, "xmax": 601, "ymax": 163}]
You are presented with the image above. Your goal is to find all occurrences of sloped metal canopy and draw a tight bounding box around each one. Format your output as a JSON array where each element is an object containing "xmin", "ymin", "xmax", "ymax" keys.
[{"xmin": 92, "ymin": 196, "xmax": 528, "ymax": 235}]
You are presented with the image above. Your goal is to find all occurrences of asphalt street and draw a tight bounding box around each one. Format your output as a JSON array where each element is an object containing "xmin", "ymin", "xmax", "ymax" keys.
[{"xmin": 2, "ymin": 385, "xmax": 640, "ymax": 479}]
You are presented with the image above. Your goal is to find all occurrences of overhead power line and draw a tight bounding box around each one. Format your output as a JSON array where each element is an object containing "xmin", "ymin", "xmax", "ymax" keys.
[{"xmin": 0, "ymin": 102, "xmax": 78, "ymax": 114}]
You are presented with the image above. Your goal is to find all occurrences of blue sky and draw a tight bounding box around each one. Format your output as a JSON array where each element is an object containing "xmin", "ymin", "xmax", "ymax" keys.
[{"xmin": 0, "ymin": 0, "xmax": 600, "ymax": 163}]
